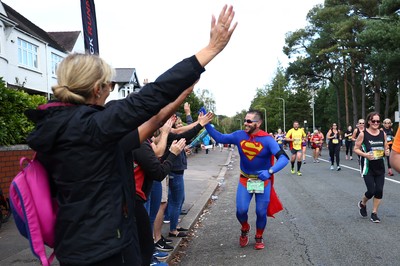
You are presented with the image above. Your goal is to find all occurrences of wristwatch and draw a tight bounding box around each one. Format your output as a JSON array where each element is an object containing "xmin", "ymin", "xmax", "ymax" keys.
[{"xmin": 268, "ymin": 168, "xmax": 274, "ymax": 175}]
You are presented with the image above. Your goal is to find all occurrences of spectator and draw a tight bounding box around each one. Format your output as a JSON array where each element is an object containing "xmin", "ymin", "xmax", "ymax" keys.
[{"xmin": 24, "ymin": 5, "xmax": 237, "ymax": 265}]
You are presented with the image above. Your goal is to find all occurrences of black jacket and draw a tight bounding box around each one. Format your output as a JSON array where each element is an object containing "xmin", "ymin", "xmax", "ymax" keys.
[
  {"xmin": 25, "ymin": 56, "xmax": 204, "ymax": 265},
  {"xmin": 133, "ymin": 140, "xmax": 177, "ymax": 202}
]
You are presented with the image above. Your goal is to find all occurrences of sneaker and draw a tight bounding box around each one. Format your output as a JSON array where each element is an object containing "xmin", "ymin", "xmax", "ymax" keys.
[
  {"xmin": 330, "ymin": 165, "xmax": 334, "ymax": 170},
  {"xmin": 346, "ymin": 155, "xmax": 348, "ymax": 160},
  {"xmin": 371, "ymin": 212, "xmax": 381, "ymax": 223},
  {"xmin": 297, "ymin": 171, "xmax": 302, "ymax": 176},
  {"xmin": 350, "ymin": 156, "xmax": 353, "ymax": 160},
  {"xmin": 161, "ymin": 235, "xmax": 172, "ymax": 244},
  {"xmin": 254, "ymin": 237, "xmax": 265, "ymax": 250},
  {"xmin": 239, "ymin": 225, "xmax": 250, "ymax": 247},
  {"xmin": 303, "ymin": 160, "xmax": 306, "ymax": 164},
  {"xmin": 150, "ymin": 256, "xmax": 168, "ymax": 266},
  {"xmin": 358, "ymin": 201, "xmax": 367, "ymax": 218},
  {"xmin": 153, "ymin": 250, "xmax": 168, "ymax": 260},
  {"xmin": 290, "ymin": 168, "xmax": 295, "ymax": 174},
  {"xmin": 313, "ymin": 160, "xmax": 316, "ymax": 163},
  {"xmin": 316, "ymin": 159, "xmax": 320, "ymax": 163},
  {"xmin": 337, "ymin": 166, "xmax": 341, "ymax": 171},
  {"xmin": 155, "ymin": 238, "xmax": 174, "ymax": 252}
]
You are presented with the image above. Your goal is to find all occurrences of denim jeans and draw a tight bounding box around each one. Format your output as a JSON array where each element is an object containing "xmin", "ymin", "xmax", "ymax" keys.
[
  {"xmin": 144, "ymin": 181, "xmax": 162, "ymax": 231},
  {"xmin": 168, "ymin": 172, "xmax": 185, "ymax": 231}
]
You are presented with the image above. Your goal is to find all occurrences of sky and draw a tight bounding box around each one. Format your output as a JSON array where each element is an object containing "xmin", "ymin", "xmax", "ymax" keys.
[{"xmin": 4, "ymin": 0, "xmax": 324, "ymax": 116}]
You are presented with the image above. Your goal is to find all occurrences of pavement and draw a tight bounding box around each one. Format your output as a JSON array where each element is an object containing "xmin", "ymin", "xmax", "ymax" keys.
[{"xmin": 0, "ymin": 146, "xmax": 233, "ymax": 265}]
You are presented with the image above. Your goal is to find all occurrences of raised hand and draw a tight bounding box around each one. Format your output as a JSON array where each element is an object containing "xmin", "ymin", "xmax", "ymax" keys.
[
  {"xmin": 198, "ymin": 112, "xmax": 214, "ymax": 127},
  {"xmin": 184, "ymin": 102, "xmax": 191, "ymax": 115},
  {"xmin": 195, "ymin": 5, "xmax": 238, "ymax": 67},
  {"xmin": 209, "ymin": 5, "xmax": 238, "ymax": 55},
  {"xmin": 160, "ymin": 116, "xmax": 175, "ymax": 135},
  {"xmin": 169, "ymin": 138, "xmax": 187, "ymax": 155}
]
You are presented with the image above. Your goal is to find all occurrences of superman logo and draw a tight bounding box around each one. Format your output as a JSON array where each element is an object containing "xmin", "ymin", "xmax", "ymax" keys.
[{"xmin": 240, "ymin": 140, "xmax": 264, "ymax": 161}]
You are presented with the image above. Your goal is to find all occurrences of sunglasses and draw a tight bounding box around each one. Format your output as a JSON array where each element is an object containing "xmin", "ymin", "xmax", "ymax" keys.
[
  {"xmin": 370, "ymin": 120, "xmax": 380, "ymax": 124},
  {"xmin": 105, "ymin": 81, "xmax": 116, "ymax": 92},
  {"xmin": 359, "ymin": 122, "xmax": 364, "ymax": 124},
  {"xmin": 244, "ymin": 119, "xmax": 258, "ymax": 124}
]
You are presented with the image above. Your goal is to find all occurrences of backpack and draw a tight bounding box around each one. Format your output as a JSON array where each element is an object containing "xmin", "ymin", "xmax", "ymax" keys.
[{"xmin": 9, "ymin": 155, "xmax": 58, "ymax": 266}]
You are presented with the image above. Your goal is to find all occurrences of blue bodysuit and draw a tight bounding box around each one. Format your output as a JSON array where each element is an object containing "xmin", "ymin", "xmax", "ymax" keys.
[{"xmin": 205, "ymin": 124, "xmax": 289, "ymax": 236}]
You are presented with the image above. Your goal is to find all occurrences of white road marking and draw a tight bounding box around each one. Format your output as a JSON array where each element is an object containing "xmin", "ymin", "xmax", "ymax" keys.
[{"xmin": 305, "ymin": 154, "xmax": 399, "ymax": 184}]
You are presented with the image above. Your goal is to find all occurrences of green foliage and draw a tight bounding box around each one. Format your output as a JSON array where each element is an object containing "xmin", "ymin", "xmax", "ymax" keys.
[{"xmin": 0, "ymin": 79, "xmax": 46, "ymax": 145}]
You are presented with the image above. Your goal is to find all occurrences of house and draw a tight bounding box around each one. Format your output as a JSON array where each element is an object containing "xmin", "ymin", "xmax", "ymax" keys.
[
  {"xmin": 0, "ymin": 1, "xmax": 141, "ymax": 100},
  {"xmin": 107, "ymin": 68, "xmax": 142, "ymax": 102}
]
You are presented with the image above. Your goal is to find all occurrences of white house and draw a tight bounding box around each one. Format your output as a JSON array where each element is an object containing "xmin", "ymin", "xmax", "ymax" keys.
[{"xmin": 0, "ymin": 1, "xmax": 141, "ymax": 101}]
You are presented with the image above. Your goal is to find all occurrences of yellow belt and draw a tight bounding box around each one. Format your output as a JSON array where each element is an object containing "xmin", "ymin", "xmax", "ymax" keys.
[{"xmin": 240, "ymin": 171, "xmax": 258, "ymax": 179}]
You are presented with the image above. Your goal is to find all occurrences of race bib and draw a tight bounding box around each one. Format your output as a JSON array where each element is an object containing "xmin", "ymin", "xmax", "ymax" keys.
[
  {"xmin": 332, "ymin": 139, "xmax": 339, "ymax": 144},
  {"xmin": 370, "ymin": 147, "xmax": 384, "ymax": 160},
  {"xmin": 247, "ymin": 179, "xmax": 264, "ymax": 194},
  {"xmin": 278, "ymin": 140, "xmax": 282, "ymax": 144},
  {"xmin": 294, "ymin": 138, "xmax": 301, "ymax": 146}
]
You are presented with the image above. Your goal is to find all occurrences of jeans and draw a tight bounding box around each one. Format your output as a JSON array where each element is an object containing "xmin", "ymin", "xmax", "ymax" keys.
[
  {"xmin": 168, "ymin": 172, "xmax": 185, "ymax": 231},
  {"xmin": 144, "ymin": 181, "xmax": 162, "ymax": 231}
]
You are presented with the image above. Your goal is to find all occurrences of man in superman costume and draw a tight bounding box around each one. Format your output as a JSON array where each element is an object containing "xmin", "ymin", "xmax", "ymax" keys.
[{"xmin": 205, "ymin": 110, "xmax": 289, "ymax": 250}]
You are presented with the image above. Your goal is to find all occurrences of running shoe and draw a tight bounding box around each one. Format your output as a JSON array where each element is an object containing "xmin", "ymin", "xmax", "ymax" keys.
[
  {"xmin": 316, "ymin": 159, "xmax": 320, "ymax": 163},
  {"xmin": 150, "ymin": 256, "xmax": 168, "ymax": 266},
  {"xmin": 153, "ymin": 250, "xmax": 168, "ymax": 260},
  {"xmin": 161, "ymin": 235, "xmax": 172, "ymax": 244},
  {"xmin": 154, "ymin": 238, "xmax": 174, "ymax": 252},
  {"xmin": 358, "ymin": 201, "xmax": 367, "ymax": 218},
  {"xmin": 303, "ymin": 160, "xmax": 306, "ymax": 164},
  {"xmin": 297, "ymin": 172, "xmax": 302, "ymax": 176},
  {"xmin": 330, "ymin": 165, "xmax": 334, "ymax": 170},
  {"xmin": 371, "ymin": 212, "xmax": 381, "ymax": 223},
  {"xmin": 337, "ymin": 166, "xmax": 341, "ymax": 171},
  {"xmin": 239, "ymin": 225, "xmax": 250, "ymax": 247},
  {"xmin": 291, "ymin": 168, "xmax": 295, "ymax": 174},
  {"xmin": 254, "ymin": 237, "xmax": 265, "ymax": 250}
]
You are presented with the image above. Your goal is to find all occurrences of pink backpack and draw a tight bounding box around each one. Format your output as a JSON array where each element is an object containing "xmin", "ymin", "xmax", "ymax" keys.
[{"xmin": 9, "ymin": 155, "xmax": 58, "ymax": 266}]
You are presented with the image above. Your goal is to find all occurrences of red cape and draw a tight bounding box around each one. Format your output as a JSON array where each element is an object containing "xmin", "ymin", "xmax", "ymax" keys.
[{"xmin": 246, "ymin": 130, "xmax": 283, "ymax": 218}]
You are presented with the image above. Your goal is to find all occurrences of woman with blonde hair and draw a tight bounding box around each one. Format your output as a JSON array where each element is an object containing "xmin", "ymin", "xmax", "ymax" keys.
[{"xmin": 25, "ymin": 5, "xmax": 237, "ymax": 265}]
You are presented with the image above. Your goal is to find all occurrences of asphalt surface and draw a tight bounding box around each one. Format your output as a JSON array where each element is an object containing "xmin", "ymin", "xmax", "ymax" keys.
[
  {"xmin": 177, "ymin": 146, "xmax": 400, "ymax": 266},
  {"xmin": 0, "ymin": 146, "xmax": 232, "ymax": 265}
]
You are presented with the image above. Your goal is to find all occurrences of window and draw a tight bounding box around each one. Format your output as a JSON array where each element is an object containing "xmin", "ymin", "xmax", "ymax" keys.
[
  {"xmin": 51, "ymin": 53, "xmax": 63, "ymax": 75},
  {"xmin": 17, "ymin": 38, "xmax": 38, "ymax": 69}
]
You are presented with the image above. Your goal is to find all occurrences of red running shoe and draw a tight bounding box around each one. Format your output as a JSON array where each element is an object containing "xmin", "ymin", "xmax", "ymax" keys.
[
  {"xmin": 254, "ymin": 237, "xmax": 265, "ymax": 250},
  {"xmin": 239, "ymin": 225, "xmax": 250, "ymax": 247}
]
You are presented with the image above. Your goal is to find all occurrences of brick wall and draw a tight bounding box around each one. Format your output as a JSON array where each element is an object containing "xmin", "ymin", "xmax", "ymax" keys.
[{"xmin": 0, "ymin": 145, "xmax": 34, "ymax": 198}]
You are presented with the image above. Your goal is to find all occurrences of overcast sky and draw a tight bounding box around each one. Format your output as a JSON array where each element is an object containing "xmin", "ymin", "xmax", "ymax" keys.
[{"xmin": 5, "ymin": 0, "xmax": 324, "ymax": 116}]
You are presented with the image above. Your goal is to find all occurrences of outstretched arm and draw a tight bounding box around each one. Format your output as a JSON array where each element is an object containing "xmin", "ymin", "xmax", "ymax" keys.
[
  {"xmin": 138, "ymin": 85, "xmax": 194, "ymax": 143},
  {"xmin": 204, "ymin": 123, "xmax": 235, "ymax": 144}
]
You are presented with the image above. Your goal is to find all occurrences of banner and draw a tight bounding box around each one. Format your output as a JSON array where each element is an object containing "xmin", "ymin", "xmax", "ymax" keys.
[{"xmin": 80, "ymin": 0, "xmax": 99, "ymax": 54}]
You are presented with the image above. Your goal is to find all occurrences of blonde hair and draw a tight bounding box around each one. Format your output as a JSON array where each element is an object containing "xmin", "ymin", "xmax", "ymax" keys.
[
  {"xmin": 383, "ymin": 118, "xmax": 392, "ymax": 125},
  {"xmin": 52, "ymin": 53, "xmax": 114, "ymax": 104}
]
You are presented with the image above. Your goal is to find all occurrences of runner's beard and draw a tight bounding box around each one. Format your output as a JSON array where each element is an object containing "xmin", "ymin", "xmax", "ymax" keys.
[{"xmin": 245, "ymin": 124, "xmax": 257, "ymax": 135}]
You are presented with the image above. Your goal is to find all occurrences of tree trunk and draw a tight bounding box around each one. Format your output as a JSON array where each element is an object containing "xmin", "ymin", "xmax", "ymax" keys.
[
  {"xmin": 374, "ymin": 73, "xmax": 381, "ymax": 112},
  {"xmin": 361, "ymin": 64, "xmax": 366, "ymax": 120},
  {"xmin": 343, "ymin": 53, "xmax": 350, "ymax": 126},
  {"xmin": 350, "ymin": 56, "xmax": 358, "ymax": 126}
]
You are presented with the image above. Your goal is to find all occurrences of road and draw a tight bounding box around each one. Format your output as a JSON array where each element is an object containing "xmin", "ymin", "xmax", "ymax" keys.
[{"xmin": 175, "ymin": 147, "xmax": 400, "ymax": 266}]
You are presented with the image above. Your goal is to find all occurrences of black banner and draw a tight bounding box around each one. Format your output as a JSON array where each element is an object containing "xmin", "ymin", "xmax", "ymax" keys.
[{"xmin": 80, "ymin": 0, "xmax": 99, "ymax": 54}]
